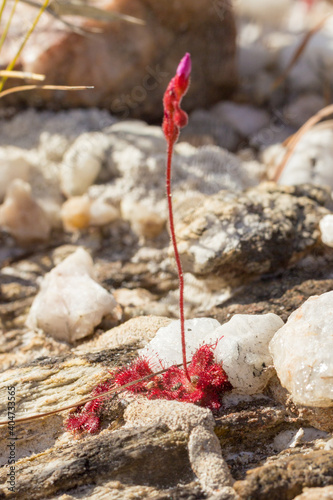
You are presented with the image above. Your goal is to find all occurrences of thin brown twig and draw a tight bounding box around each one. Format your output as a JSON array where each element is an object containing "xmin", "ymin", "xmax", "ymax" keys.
[
  {"xmin": 0, "ymin": 363, "xmax": 183, "ymax": 426},
  {"xmin": 273, "ymin": 103, "xmax": 333, "ymax": 182},
  {"xmin": 272, "ymin": 13, "xmax": 333, "ymax": 91}
]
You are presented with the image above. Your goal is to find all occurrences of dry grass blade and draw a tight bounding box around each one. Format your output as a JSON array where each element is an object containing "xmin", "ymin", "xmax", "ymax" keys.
[
  {"xmin": 272, "ymin": 13, "xmax": 333, "ymax": 91},
  {"xmin": 22, "ymin": 0, "xmax": 145, "ymax": 25},
  {"xmin": 0, "ymin": 0, "xmax": 19, "ymax": 54},
  {"xmin": 273, "ymin": 103, "xmax": 333, "ymax": 182},
  {"xmin": 0, "ymin": 84, "xmax": 93, "ymax": 97},
  {"xmin": 0, "ymin": 0, "xmax": 50, "ymax": 92},
  {"xmin": 0, "ymin": 364, "xmax": 182, "ymax": 426},
  {"xmin": 0, "ymin": 0, "xmax": 9, "ymax": 26},
  {"xmin": 0, "ymin": 69, "xmax": 45, "ymax": 80}
]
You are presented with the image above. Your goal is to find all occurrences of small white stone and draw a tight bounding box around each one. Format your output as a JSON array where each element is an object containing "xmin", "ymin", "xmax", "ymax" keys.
[
  {"xmin": 89, "ymin": 197, "xmax": 119, "ymax": 226},
  {"xmin": 269, "ymin": 291, "xmax": 333, "ymax": 407},
  {"xmin": 61, "ymin": 195, "xmax": 119, "ymax": 232},
  {"xmin": 319, "ymin": 214, "xmax": 333, "ymax": 247},
  {"xmin": 61, "ymin": 195, "xmax": 91, "ymax": 231},
  {"xmin": 60, "ymin": 132, "xmax": 110, "ymax": 197},
  {"xmin": 0, "ymin": 179, "xmax": 51, "ymax": 242},
  {"xmin": 0, "ymin": 146, "xmax": 32, "ymax": 201},
  {"xmin": 139, "ymin": 318, "xmax": 221, "ymax": 368},
  {"xmin": 208, "ymin": 313, "xmax": 284, "ymax": 394},
  {"xmin": 26, "ymin": 248, "xmax": 118, "ymax": 342}
]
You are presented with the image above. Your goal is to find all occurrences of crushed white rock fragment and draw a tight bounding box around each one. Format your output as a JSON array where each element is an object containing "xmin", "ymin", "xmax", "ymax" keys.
[
  {"xmin": 269, "ymin": 290, "xmax": 333, "ymax": 407},
  {"xmin": 26, "ymin": 248, "xmax": 119, "ymax": 342}
]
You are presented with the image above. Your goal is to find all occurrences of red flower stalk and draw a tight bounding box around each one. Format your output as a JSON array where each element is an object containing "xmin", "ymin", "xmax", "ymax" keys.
[{"xmin": 162, "ymin": 52, "xmax": 191, "ymax": 380}]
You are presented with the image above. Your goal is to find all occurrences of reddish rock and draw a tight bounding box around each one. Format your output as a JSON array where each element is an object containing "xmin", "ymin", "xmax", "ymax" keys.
[{"xmin": 0, "ymin": 0, "xmax": 237, "ymax": 119}]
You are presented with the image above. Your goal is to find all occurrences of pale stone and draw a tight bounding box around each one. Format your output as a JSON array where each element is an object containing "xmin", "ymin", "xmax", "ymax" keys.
[
  {"xmin": 188, "ymin": 425, "xmax": 234, "ymax": 492},
  {"xmin": 75, "ymin": 316, "xmax": 172, "ymax": 354},
  {"xmin": 209, "ymin": 314, "xmax": 284, "ymax": 394},
  {"xmin": 26, "ymin": 248, "xmax": 118, "ymax": 342},
  {"xmin": 89, "ymin": 197, "xmax": 119, "ymax": 226},
  {"xmin": 139, "ymin": 317, "xmax": 221, "ymax": 369},
  {"xmin": 293, "ymin": 486, "xmax": 333, "ymax": 500},
  {"xmin": 60, "ymin": 133, "xmax": 111, "ymax": 197},
  {"xmin": 61, "ymin": 194, "xmax": 120, "ymax": 231},
  {"xmin": 269, "ymin": 291, "xmax": 333, "ymax": 407},
  {"xmin": 319, "ymin": 214, "xmax": 333, "ymax": 247},
  {"xmin": 0, "ymin": 179, "xmax": 51, "ymax": 242},
  {"xmin": 0, "ymin": 146, "xmax": 32, "ymax": 201},
  {"xmin": 124, "ymin": 399, "xmax": 215, "ymax": 434},
  {"xmin": 61, "ymin": 195, "xmax": 91, "ymax": 231}
]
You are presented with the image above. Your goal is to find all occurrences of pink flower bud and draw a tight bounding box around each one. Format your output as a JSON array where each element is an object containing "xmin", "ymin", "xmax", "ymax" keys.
[{"xmin": 176, "ymin": 52, "xmax": 192, "ymax": 81}]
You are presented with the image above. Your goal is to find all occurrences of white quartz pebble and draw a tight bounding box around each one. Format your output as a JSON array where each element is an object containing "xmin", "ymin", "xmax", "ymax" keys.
[
  {"xmin": 319, "ymin": 214, "xmax": 333, "ymax": 248},
  {"xmin": 60, "ymin": 133, "xmax": 110, "ymax": 197},
  {"xmin": 207, "ymin": 313, "xmax": 284, "ymax": 394},
  {"xmin": 0, "ymin": 179, "xmax": 51, "ymax": 242},
  {"xmin": 269, "ymin": 291, "xmax": 333, "ymax": 407},
  {"xmin": 26, "ymin": 248, "xmax": 118, "ymax": 342},
  {"xmin": 61, "ymin": 195, "xmax": 119, "ymax": 231},
  {"xmin": 0, "ymin": 147, "xmax": 32, "ymax": 201},
  {"xmin": 139, "ymin": 318, "xmax": 221, "ymax": 368}
]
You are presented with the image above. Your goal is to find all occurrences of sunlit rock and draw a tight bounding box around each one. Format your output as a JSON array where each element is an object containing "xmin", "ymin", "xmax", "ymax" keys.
[
  {"xmin": 0, "ymin": 147, "xmax": 32, "ymax": 201},
  {"xmin": 26, "ymin": 248, "xmax": 118, "ymax": 342},
  {"xmin": 319, "ymin": 214, "xmax": 333, "ymax": 248},
  {"xmin": 61, "ymin": 195, "xmax": 119, "ymax": 232},
  {"xmin": 270, "ymin": 291, "xmax": 333, "ymax": 407},
  {"xmin": 0, "ymin": 179, "xmax": 51, "ymax": 243}
]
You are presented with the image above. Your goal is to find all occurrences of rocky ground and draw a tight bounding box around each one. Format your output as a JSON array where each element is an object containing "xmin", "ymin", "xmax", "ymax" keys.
[{"xmin": 1, "ymin": 1, "xmax": 333, "ymax": 499}]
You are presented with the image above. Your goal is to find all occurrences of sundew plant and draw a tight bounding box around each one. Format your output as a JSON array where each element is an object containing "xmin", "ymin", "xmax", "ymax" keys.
[{"xmin": 65, "ymin": 53, "xmax": 232, "ymax": 434}]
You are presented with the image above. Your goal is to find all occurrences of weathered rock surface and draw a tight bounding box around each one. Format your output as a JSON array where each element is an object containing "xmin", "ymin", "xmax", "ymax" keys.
[
  {"xmin": 206, "ymin": 253, "xmax": 333, "ymax": 324},
  {"xmin": 175, "ymin": 183, "xmax": 330, "ymax": 284},
  {"xmin": 0, "ymin": 0, "xmax": 237, "ymax": 119},
  {"xmin": 233, "ymin": 449, "xmax": 333, "ymax": 500},
  {"xmin": 0, "ymin": 423, "xmax": 193, "ymax": 499},
  {"xmin": 293, "ymin": 485, "xmax": 333, "ymax": 499}
]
